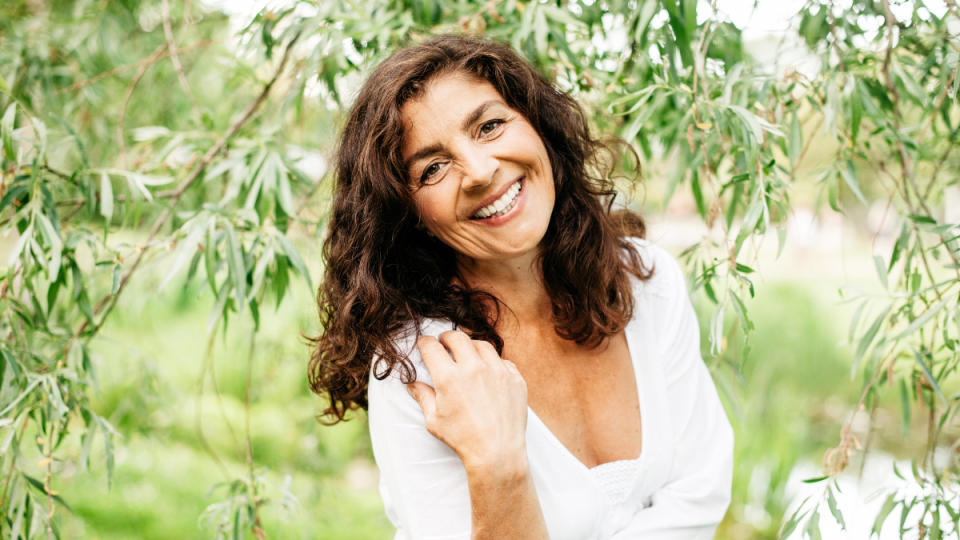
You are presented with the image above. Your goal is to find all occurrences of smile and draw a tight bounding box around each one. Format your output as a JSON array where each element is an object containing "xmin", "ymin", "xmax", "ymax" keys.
[{"xmin": 470, "ymin": 179, "xmax": 523, "ymax": 220}]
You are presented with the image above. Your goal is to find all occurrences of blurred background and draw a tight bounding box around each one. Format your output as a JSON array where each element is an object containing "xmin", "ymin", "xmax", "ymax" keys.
[{"xmin": 1, "ymin": 0, "xmax": 958, "ymax": 538}]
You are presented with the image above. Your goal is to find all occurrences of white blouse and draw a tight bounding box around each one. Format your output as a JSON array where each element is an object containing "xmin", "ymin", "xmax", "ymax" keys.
[{"xmin": 366, "ymin": 239, "xmax": 734, "ymax": 539}]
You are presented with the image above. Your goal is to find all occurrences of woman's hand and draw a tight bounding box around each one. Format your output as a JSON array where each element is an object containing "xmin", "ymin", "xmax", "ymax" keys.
[
  {"xmin": 406, "ymin": 331, "xmax": 548, "ymax": 538},
  {"xmin": 407, "ymin": 330, "xmax": 529, "ymax": 476}
]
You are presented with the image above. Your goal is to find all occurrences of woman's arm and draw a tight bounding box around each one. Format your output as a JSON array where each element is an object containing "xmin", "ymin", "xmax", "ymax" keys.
[
  {"xmin": 408, "ymin": 331, "xmax": 549, "ymax": 539},
  {"xmin": 367, "ymin": 329, "xmax": 548, "ymax": 540}
]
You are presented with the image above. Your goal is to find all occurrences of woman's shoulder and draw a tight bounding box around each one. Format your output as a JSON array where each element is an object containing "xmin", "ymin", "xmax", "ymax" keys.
[
  {"xmin": 622, "ymin": 236, "xmax": 687, "ymax": 300},
  {"xmin": 367, "ymin": 317, "xmax": 450, "ymax": 389}
]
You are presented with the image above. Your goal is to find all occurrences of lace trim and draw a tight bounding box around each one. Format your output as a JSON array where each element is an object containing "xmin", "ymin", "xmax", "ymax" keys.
[{"xmin": 589, "ymin": 457, "xmax": 642, "ymax": 505}]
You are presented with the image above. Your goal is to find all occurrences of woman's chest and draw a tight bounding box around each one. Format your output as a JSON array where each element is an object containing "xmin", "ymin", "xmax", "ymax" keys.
[{"xmin": 504, "ymin": 331, "xmax": 643, "ymax": 468}]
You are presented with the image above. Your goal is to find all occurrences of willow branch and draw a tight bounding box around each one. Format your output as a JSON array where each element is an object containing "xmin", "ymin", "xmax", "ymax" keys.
[{"xmin": 65, "ymin": 32, "xmax": 300, "ymax": 353}]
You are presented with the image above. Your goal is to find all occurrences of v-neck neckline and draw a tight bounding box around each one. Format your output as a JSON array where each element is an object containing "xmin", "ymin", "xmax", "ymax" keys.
[{"xmin": 525, "ymin": 317, "xmax": 648, "ymax": 474}]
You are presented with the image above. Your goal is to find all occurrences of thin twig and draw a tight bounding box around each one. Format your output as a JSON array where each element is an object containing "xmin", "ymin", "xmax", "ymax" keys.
[
  {"xmin": 244, "ymin": 328, "xmax": 264, "ymax": 539},
  {"xmin": 162, "ymin": 0, "xmax": 198, "ymax": 109},
  {"xmin": 919, "ymin": 60, "xmax": 959, "ymax": 141},
  {"xmin": 0, "ymin": 453, "xmax": 17, "ymax": 508},
  {"xmin": 57, "ymin": 40, "xmax": 213, "ymax": 94},
  {"xmin": 116, "ymin": 44, "xmax": 167, "ymax": 155},
  {"xmin": 826, "ymin": 5, "xmax": 845, "ymax": 71},
  {"xmin": 195, "ymin": 330, "xmax": 232, "ymax": 480},
  {"xmin": 924, "ymin": 141, "xmax": 956, "ymax": 201}
]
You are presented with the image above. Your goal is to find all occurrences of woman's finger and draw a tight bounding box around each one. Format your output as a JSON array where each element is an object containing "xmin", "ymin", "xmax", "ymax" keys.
[
  {"xmin": 472, "ymin": 339, "xmax": 501, "ymax": 365},
  {"xmin": 416, "ymin": 335, "xmax": 455, "ymax": 383},
  {"xmin": 437, "ymin": 330, "xmax": 483, "ymax": 366},
  {"xmin": 406, "ymin": 381, "xmax": 438, "ymax": 426}
]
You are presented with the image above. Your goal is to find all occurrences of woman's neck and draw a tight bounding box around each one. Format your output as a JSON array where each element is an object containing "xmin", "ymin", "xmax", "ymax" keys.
[{"xmin": 456, "ymin": 251, "xmax": 552, "ymax": 328}]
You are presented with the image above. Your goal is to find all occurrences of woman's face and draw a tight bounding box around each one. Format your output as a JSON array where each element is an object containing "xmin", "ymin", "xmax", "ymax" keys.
[{"xmin": 400, "ymin": 72, "xmax": 555, "ymax": 265}]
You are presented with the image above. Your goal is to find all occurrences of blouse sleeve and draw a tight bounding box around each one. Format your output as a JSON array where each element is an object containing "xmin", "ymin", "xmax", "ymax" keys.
[
  {"xmin": 618, "ymin": 243, "xmax": 734, "ymax": 539},
  {"xmin": 366, "ymin": 328, "xmax": 472, "ymax": 540}
]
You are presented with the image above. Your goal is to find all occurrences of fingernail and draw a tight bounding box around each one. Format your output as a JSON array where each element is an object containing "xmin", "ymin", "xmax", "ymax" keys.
[{"xmin": 406, "ymin": 385, "xmax": 417, "ymax": 400}]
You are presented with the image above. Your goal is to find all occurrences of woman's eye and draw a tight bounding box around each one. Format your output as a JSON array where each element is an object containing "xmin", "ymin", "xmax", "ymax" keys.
[
  {"xmin": 420, "ymin": 162, "xmax": 442, "ymax": 183},
  {"xmin": 479, "ymin": 119, "xmax": 504, "ymax": 137}
]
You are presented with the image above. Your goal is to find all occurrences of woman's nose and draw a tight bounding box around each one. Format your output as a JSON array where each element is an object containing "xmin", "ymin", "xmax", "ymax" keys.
[{"xmin": 459, "ymin": 149, "xmax": 498, "ymax": 192}]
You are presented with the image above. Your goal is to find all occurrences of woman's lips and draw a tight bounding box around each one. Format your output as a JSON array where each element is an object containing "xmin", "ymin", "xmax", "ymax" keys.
[
  {"xmin": 470, "ymin": 179, "xmax": 527, "ymax": 226},
  {"xmin": 469, "ymin": 178, "xmax": 524, "ymax": 220}
]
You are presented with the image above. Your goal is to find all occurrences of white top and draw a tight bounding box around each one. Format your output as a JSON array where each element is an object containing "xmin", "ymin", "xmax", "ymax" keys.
[
  {"xmin": 367, "ymin": 239, "xmax": 734, "ymax": 539},
  {"xmin": 590, "ymin": 457, "xmax": 645, "ymax": 506}
]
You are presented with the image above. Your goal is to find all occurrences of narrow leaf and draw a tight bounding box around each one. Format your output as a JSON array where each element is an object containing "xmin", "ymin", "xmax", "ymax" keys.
[
  {"xmin": 225, "ymin": 223, "xmax": 246, "ymax": 307},
  {"xmin": 2, "ymin": 102, "xmax": 16, "ymax": 160},
  {"xmin": 100, "ymin": 172, "xmax": 113, "ymax": 221},
  {"xmin": 912, "ymin": 347, "xmax": 948, "ymax": 406}
]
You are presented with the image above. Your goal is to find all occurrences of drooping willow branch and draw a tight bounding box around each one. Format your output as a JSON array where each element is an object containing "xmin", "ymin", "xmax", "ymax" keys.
[{"xmin": 62, "ymin": 31, "xmax": 302, "ymax": 359}]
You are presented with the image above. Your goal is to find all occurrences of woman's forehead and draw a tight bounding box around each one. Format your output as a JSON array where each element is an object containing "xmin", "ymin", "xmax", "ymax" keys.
[{"xmin": 399, "ymin": 73, "xmax": 508, "ymax": 154}]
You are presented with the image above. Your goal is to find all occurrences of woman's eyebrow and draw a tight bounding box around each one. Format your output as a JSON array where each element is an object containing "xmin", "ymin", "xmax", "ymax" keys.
[
  {"xmin": 460, "ymin": 100, "xmax": 505, "ymax": 132},
  {"xmin": 403, "ymin": 143, "xmax": 444, "ymax": 172}
]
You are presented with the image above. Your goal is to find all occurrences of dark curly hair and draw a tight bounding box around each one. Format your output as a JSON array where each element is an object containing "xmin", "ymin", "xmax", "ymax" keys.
[{"xmin": 309, "ymin": 34, "xmax": 651, "ymax": 422}]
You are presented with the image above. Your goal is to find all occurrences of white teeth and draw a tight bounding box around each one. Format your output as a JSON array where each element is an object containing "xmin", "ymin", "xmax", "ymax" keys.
[{"xmin": 472, "ymin": 180, "xmax": 522, "ymax": 219}]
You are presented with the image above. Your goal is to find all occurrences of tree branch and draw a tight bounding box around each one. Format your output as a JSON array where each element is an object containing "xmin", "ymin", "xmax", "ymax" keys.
[{"xmin": 65, "ymin": 32, "xmax": 301, "ymax": 353}]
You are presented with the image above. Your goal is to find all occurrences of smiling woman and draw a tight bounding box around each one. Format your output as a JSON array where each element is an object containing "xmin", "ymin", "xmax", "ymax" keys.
[{"xmin": 308, "ymin": 35, "xmax": 733, "ymax": 539}]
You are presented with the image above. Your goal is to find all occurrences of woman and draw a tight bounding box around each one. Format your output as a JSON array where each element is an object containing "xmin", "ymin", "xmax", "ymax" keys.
[{"xmin": 309, "ymin": 35, "xmax": 733, "ymax": 539}]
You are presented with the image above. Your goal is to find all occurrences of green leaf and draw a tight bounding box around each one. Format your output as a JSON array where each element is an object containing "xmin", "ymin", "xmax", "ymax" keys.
[
  {"xmin": 854, "ymin": 304, "xmax": 891, "ymax": 377},
  {"xmin": 892, "ymin": 297, "xmax": 946, "ymax": 341},
  {"xmin": 275, "ymin": 232, "xmax": 313, "ymax": 292},
  {"xmin": 780, "ymin": 504, "xmax": 809, "ymax": 539},
  {"xmin": 111, "ymin": 263, "xmax": 122, "ymax": 294},
  {"xmin": 730, "ymin": 291, "xmax": 754, "ymax": 332},
  {"xmin": 533, "ymin": 5, "xmax": 548, "ymax": 57},
  {"xmin": 805, "ymin": 508, "xmax": 822, "ymax": 540},
  {"xmin": 912, "ymin": 347, "xmax": 947, "ymax": 406},
  {"xmin": 838, "ymin": 161, "xmax": 867, "ymax": 206},
  {"xmin": 276, "ymin": 168, "xmax": 294, "ymax": 217},
  {"xmin": 871, "ymin": 493, "xmax": 896, "ymax": 537},
  {"xmin": 22, "ymin": 473, "xmax": 72, "ymax": 512},
  {"xmin": 848, "ymin": 299, "xmax": 867, "ymax": 343},
  {"xmin": 2, "ymin": 102, "xmax": 16, "ymax": 160},
  {"xmin": 897, "ymin": 378, "xmax": 911, "ymax": 437},
  {"xmin": 788, "ymin": 112, "xmax": 802, "ymax": 165},
  {"xmin": 100, "ymin": 172, "xmax": 113, "ymax": 221},
  {"xmin": 849, "ymin": 88, "xmax": 863, "ymax": 143},
  {"xmin": 31, "ymin": 117, "xmax": 47, "ymax": 160},
  {"xmin": 826, "ymin": 485, "xmax": 846, "ymax": 530},
  {"xmin": 96, "ymin": 416, "xmax": 116, "ymax": 489},
  {"xmin": 7, "ymin": 223, "xmax": 33, "ymax": 267},
  {"xmin": 888, "ymin": 224, "xmax": 908, "ymax": 272},
  {"xmin": 205, "ymin": 225, "xmax": 218, "ymax": 294},
  {"xmin": 907, "ymin": 214, "xmax": 936, "ymax": 225},
  {"xmin": 802, "ymin": 475, "xmax": 830, "ymax": 484},
  {"xmin": 873, "ymin": 255, "xmax": 888, "ymax": 290},
  {"xmin": 225, "ymin": 223, "xmax": 247, "ymax": 308},
  {"xmin": 35, "ymin": 212, "xmax": 63, "ymax": 282},
  {"xmin": 248, "ymin": 244, "xmax": 275, "ymax": 303}
]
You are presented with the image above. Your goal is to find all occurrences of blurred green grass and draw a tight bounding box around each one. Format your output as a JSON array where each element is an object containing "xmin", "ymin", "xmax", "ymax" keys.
[
  {"xmin": 48, "ymin": 250, "xmax": 868, "ymax": 539},
  {"xmin": 54, "ymin": 265, "xmax": 393, "ymax": 539}
]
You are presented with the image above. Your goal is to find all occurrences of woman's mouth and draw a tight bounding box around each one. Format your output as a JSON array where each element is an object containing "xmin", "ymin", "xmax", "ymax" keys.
[{"xmin": 470, "ymin": 179, "xmax": 523, "ymax": 220}]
